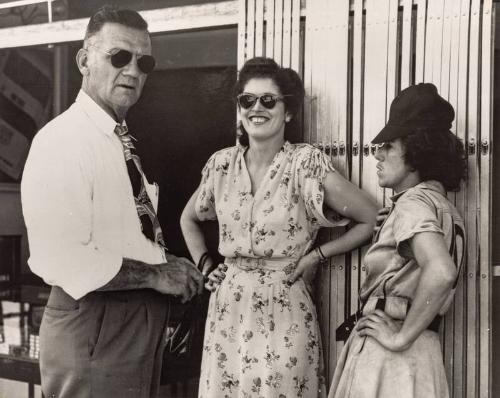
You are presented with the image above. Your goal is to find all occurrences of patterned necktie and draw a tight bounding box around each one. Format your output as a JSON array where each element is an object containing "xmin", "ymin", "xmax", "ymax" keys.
[{"xmin": 114, "ymin": 124, "xmax": 165, "ymax": 247}]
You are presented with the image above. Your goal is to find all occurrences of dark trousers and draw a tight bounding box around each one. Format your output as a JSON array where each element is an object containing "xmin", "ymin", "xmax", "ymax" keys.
[{"xmin": 40, "ymin": 286, "xmax": 169, "ymax": 398}]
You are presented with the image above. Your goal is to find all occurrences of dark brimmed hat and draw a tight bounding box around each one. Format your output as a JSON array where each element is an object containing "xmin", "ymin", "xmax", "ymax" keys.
[{"xmin": 372, "ymin": 83, "xmax": 455, "ymax": 144}]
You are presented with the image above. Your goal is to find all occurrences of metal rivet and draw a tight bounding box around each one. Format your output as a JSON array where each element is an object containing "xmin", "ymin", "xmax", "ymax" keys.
[
  {"xmin": 481, "ymin": 139, "xmax": 490, "ymax": 156},
  {"xmin": 468, "ymin": 138, "xmax": 476, "ymax": 155},
  {"xmin": 339, "ymin": 141, "xmax": 345, "ymax": 156},
  {"xmin": 353, "ymin": 142, "xmax": 359, "ymax": 156},
  {"xmin": 331, "ymin": 142, "xmax": 338, "ymax": 156}
]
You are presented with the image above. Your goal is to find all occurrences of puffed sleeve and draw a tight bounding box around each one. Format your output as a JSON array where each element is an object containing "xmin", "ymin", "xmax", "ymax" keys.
[
  {"xmin": 195, "ymin": 152, "xmax": 218, "ymax": 221},
  {"xmin": 392, "ymin": 191, "xmax": 444, "ymax": 259},
  {"xmin": 296, "ymin": 145, "xmax": 349, "ymax": 228}
]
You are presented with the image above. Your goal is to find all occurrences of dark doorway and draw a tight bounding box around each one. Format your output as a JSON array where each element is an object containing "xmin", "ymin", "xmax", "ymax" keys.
[{"xmin": 128, "ymin": 66, "xmax": 236, "ymax": 257}]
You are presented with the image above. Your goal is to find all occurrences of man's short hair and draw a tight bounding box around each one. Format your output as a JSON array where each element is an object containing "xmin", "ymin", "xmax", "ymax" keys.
[{"xmin": 84, "ymin": 5, "xmax": 149, "ymax": 43}]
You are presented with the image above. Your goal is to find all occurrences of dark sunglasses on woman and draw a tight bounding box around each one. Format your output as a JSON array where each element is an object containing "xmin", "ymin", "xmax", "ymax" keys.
[
  {"xmin": 237, "ymin": 93, "xmax": 292, "ymax": 110},
  {"xmin": 86, "ymin": 44, "xmax": 156, "ymax": 74}
]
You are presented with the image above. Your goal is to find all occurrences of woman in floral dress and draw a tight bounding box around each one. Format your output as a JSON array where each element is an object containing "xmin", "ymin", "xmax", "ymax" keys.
[{"xmin": 181, "ymin": 57, "xmax": 378, "ymax": 398}]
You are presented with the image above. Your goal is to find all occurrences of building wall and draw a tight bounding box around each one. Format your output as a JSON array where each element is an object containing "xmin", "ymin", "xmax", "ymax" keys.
[{"xmin": 0, "ymin": 0, "xmax": 497, "ymax": 397}]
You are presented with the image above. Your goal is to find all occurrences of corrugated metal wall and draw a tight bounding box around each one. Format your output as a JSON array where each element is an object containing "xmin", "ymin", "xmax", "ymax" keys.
[{"xmin": 238, "ymin": 0, "xmax": 494, "ymax": 396}]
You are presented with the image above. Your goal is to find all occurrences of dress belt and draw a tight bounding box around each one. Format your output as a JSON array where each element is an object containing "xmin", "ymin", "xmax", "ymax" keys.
[{"xmin": 226, "ymin": 256, "xmax": 295, "ymax": 272}]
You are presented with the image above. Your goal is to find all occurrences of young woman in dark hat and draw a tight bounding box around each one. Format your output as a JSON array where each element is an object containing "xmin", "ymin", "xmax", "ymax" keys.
[{"xmin": 329, "ymin": 83, "xmax": 466, "ymax": 398}]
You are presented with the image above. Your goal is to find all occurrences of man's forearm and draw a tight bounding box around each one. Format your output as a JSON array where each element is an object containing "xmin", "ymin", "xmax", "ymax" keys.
[{"xmin": 97, "ymin": 258, "xmax": 158, "ymax": 291}]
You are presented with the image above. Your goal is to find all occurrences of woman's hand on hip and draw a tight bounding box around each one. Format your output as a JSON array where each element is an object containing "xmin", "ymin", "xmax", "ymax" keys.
[
  {"xmin": 356, "ymin": 309, "xmax": 410, "ymax": 352},
  {"xmin": 287, "ymin": 252, "xmax": 319, "ymax": 287}
]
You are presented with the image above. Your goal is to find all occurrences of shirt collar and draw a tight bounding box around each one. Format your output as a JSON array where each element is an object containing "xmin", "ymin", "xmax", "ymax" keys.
[
  {"xmin": 75, "ymin": 90, "xmax": 125, "ymax": 137},
  {"xmin": 390, "ymin": 180, "xmax": 446, "ymax": 203}
]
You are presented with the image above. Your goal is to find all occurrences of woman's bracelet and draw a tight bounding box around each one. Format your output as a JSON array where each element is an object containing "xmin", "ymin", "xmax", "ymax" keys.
[
  {"xmin": 197, "ymin": 252, "xmax": 210, "ymax": 271},
  {"xmin": 315, "ymin": 246, "xmax": 328, "ymax": 263}
]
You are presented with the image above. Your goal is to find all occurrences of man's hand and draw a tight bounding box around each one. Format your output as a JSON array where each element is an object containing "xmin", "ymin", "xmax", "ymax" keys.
[{"xmin": 154, "ymin": 256, "xmax": 204, "ymax": 302}]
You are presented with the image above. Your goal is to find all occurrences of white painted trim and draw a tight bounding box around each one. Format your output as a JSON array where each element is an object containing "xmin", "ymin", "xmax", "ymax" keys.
[
  {"xmin": 0, "ymin": 0, "xmax": 53, "ymax": 10},
  {"xmin": 0, "ymin": 0, "xmax": 446, "ymax": 51},
  {"xmin": 0, "ymin": 1, "xmax": 239, "ymax": 49}
]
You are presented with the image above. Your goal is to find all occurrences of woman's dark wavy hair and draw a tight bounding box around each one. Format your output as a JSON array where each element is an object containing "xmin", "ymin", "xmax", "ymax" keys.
[
  {"xmin": 401, "ymin": 128, "xmax": 466, "ymax": 191},
  {"xmin": 235, "ymin": 57, "xmax": 305, "ymax": 146}
]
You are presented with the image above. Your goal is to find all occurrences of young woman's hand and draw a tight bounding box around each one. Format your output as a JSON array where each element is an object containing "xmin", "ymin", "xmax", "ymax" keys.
[
  {"xmin": 204, "ymin": 263, "xmax": 227, "ymax": 292},
  {"xmin": 374, "ymin": 206, "xmax": 391, "ymax": 233},
  {"xmin": 356, "ymin": 309, "xmax": 410, "ymax": 352}
]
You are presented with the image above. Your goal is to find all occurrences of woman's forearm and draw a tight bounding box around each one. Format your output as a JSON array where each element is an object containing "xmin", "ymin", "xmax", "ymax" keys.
[
  {"xmin": 180, "ymin": 217, "xmax": 208, "ymax": 267},
  {"xmin": 317, "ymin": 222, "xmax": 373, "ymax": 260},
  {"xmin": 393, "ymin": 233, "xmax": 457, "ymax": 350},
  {"xmin": 356, "ymin": 232, "xmax": 458, "ymax": 352},
  {"xmin": 320, "ymin": 170, "xmax": 378, "ymax": 262},
  {"xmin": 180, "ymin": 191, "xmax": 208, "ymax": 266},
  {"xmin": 394, "ymin": 262, "xmax": 454, "ymax": 350}
]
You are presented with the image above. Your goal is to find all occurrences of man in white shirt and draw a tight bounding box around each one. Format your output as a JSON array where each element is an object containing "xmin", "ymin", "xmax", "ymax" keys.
[{"xmin": 21, "ymin": 6, "xmax": 204, "ymax": 397}]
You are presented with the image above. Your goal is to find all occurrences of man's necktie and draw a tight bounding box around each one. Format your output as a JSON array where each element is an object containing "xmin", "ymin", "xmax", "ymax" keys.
[{"xmin": 115, "ymin": 124, "xmax": 165, "ymax": 247}]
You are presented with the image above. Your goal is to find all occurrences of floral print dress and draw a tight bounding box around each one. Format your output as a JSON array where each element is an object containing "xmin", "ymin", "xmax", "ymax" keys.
[{"xmin": 195, "ymin": 141, "xmax": 347, "ymax": 398}]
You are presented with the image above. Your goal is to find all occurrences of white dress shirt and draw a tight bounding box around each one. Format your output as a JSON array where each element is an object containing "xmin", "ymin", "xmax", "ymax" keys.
[{"xmin": 21, "ymin": 90, "xmax": 165, "ymax": 299}]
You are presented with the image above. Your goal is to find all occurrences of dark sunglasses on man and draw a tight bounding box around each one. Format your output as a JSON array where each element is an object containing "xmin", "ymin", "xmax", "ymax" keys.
[
  {"xmin": 236, "ymin": 93, "xmax": 293, "ymax": 110},
  {"xmin": 86, "ymin": 43, "xmax": 156, "ymax": 74}
]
